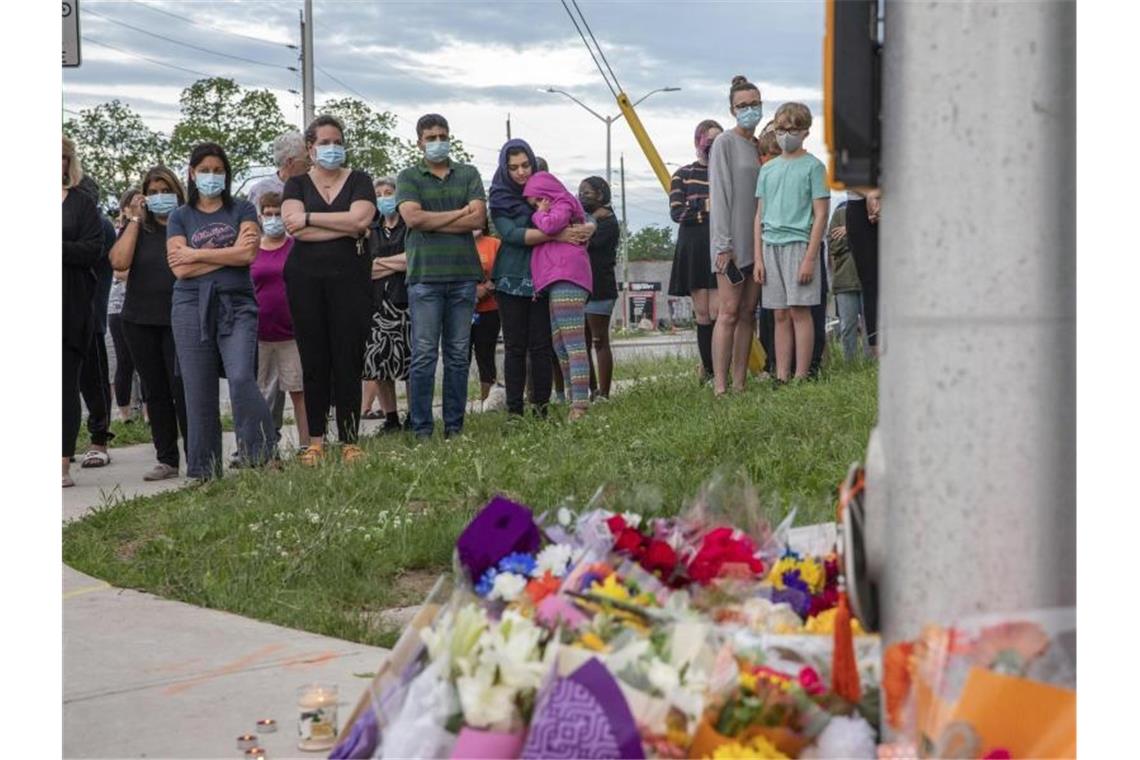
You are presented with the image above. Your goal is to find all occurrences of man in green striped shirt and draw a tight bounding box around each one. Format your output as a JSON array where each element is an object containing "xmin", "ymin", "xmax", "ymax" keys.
[{"xmin": 396, "ymin": 113, "xmax": 487, "ymax": 438}]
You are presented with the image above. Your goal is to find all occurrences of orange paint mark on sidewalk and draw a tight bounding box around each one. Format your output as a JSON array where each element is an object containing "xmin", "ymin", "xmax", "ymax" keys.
[
  {"xmin": 162, "ymin": 644, "xmax": 287, "ymax": 695},
  {"xmin": 281, "ymin": 651, "xmax": 340, "ymax": 670}
]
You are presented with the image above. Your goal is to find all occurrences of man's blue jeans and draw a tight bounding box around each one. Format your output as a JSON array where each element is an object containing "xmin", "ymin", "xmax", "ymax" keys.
[{"xmin": 407, "ymin": 281, "xmax": 477, "ymax": 436}]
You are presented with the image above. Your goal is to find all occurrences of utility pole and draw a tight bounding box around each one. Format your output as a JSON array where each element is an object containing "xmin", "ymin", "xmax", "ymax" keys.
[
  {"xmin": 301, "ymin": 0, "xmax": 314, "ymax": 128},
  {"xmin": 506, "ymin": 113, "xmax": 511, "ymax": 140},
  {"xmin": 867, "ymin": 0, "xmax": 1076, "ymax": 646}
]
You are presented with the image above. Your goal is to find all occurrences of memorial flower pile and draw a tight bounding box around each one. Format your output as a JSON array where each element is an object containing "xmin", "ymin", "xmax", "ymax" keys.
[{"xmin": 332, "ymin": 490, "xmax": 884, "ymax": 760}]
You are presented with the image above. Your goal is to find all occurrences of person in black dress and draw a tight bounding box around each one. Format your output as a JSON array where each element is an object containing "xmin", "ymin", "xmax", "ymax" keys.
[{"xmin": 579, "ymin": 176, "xmax": 620, "ymax": 399}]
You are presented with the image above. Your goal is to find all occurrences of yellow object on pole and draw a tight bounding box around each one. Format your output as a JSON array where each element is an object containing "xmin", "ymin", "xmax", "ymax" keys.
[{"xmin": 615, "ymin": 92, "xmax": 672, "ymax": 195}]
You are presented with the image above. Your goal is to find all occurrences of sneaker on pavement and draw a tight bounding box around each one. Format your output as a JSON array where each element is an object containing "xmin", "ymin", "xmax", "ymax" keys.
[
  {"xmin": 62, "ymin": 474, "xmax": 75, "ymax": 488},
  {"xmin": 143, "ymin": 463, "xmax": 180, "ymax": 481}
]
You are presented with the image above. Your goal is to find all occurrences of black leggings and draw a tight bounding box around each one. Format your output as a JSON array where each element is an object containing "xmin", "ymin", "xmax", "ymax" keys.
[
  {"xmin": 470, "ymin": 309, "xmax": 501, "ymax": 385},
  {"xmin": 285, "ymin": 254, "xmax": 371, "ymax": 442},
  {"xmin": 108, "ymin": 313, "xmax": 137, "ymax": 408},
  {"xmin": 63, "ymin": 344, "xmax": 84, "ymax": 458},
  {"xmin": 123, "ymin": 320, "xmax": 187, "ymax": 468},
  {"xmin": 79, "ymin": 331, "xmax": 114, "ymax": 447},
  {"xmin": 495, "ymin": 292, "xmax": 552, "ymax": 415},
  {"xmin": 846, "ymin": 199, "xmax": 880, "ymax": 346}
]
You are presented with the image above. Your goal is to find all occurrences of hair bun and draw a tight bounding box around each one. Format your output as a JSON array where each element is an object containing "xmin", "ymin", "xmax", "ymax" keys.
[{"xmin": 731, "ymin": 75, "xmax": 749, "ymax": 87}]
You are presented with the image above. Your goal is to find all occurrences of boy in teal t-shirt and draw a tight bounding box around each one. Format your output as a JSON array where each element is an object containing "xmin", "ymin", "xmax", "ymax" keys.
[{"xmin": 753, "ymin": 102, "xmax": 831, "ymax": 382}]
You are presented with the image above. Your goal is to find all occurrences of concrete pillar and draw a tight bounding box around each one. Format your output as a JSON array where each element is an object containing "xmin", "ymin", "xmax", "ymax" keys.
[{"xmin": 868, "ymin": 0, "xmax": 1076, "ymax": 645}]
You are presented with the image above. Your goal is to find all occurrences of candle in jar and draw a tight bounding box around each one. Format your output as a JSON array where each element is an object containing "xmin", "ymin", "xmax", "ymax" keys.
[
  {"xmin": 296, "ymin": 683, "xmax": 339, "ymax": 752},
  {"xmin": 245, "ymin": 749, "xmax": 267, "ymax": 758},
  {"xmin": 237, "ymin": 734, "xmax": 258, "ymax": 750},
  {"xmin": 255, "ymin": 719, "xmax": 277, "ymax": 734}
]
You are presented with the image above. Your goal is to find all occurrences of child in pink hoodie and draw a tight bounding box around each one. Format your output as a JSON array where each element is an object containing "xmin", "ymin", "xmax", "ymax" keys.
[{"xmin": 523, "ymin": 171, "xmax": 594, "ymax": 419}]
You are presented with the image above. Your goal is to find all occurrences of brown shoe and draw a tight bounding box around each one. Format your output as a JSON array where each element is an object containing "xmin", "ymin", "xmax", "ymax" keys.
[
  {"xmin": 568, "ymin": 405, "xmax": 589, "ymax": 422},
  {"xmin": 341, "ymin": 444, "xmax": 366, "ymax": 464},
  {"xmin": 298, "ymin": 444, "xmax": 325, "ymax": 467}
]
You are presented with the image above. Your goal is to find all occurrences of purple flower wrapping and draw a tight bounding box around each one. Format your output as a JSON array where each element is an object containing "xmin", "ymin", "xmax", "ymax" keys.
[{"xmin": 456, "ymin": 496, "xmax": 542, "ymax": 584}]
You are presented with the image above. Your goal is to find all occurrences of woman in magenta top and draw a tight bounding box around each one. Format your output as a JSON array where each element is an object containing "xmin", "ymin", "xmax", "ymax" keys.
[
  {"xmin": 522, "ymin": 171, "xmax": 593, "ymax": 420},
  {"xmin": 251, "ymin": 191, "xmax": 309, "ymax": 449}
]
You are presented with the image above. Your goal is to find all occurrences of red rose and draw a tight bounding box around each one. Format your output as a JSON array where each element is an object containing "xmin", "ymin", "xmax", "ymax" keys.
[
  {"xmin": 641, "ymin": 540, "xmax": 677, "ymax": 575},
  {"xmin": 606, "ymin": 515, "xmax": 627, "ymax": 535},
  {"xmin": 797, "ymin": 666, "xmax": 825, "ymax": 696},
  {"xmin": 615, "ymin": 527, "xmax": 644, "ymax": 554}
]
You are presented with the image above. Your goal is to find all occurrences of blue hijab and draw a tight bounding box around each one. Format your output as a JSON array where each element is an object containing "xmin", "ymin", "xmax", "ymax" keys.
[{"xmin": 489, "ymin": 138, "xmax": 538, "ymax": 220}]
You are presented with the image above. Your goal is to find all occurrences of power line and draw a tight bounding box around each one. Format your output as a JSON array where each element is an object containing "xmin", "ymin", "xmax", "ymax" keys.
[
  {"xmin": 569, "ymin": 0, "xmax": 624, "ymax": 94},
  {"xmin": 559, "ymin": 0, "xmax": 617, "ymax": 99},
  {"xmin": 86, "ymin": 36, "xmax": 214, "ymax": 79},
  {"xmin": 86, "ymin": 8, "xmax": 297, "ymax": 72},
  {"xmin": 128, "ymin": 0, "xmax": 298, "ymax": 50},
  {"xmin": 315, "ymin": 64, "xmax": 376, "ymax": 107}
]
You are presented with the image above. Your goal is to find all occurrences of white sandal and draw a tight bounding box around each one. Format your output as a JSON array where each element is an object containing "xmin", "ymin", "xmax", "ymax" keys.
[{"xmin": 80, "ymin": 449, "xmax": 111, "ymax": 468}]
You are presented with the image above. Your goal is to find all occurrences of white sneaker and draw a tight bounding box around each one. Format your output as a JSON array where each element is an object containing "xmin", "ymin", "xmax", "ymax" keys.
[{"xmin": 482, "ymin": 384, "xmax": 507, "ymax": 412}]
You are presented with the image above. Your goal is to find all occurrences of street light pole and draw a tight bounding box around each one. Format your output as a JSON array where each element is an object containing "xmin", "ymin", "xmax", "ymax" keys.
[{"xmin": 541, "ymin": 87, "xmax": 680, "ymax": 189}]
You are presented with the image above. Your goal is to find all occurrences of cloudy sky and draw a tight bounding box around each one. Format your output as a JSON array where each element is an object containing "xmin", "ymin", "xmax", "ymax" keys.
[{"xmin": 63, "ymin": 0, "xmax": 827, "ymax": 231}]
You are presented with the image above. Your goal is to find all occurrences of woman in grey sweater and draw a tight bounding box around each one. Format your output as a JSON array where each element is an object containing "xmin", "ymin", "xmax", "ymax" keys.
[{"xmin": 708, "ymin": 75, "xmax": 764, "ymax": 395}]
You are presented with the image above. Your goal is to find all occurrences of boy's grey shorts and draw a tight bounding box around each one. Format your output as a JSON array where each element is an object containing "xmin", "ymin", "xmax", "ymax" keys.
[{"xmin": 762, "ymin": 240, "xmax": 821, "ymax": 309}]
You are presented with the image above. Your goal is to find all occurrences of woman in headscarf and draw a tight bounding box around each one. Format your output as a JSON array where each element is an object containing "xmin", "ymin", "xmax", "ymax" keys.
[{"xmin": 488, "ymin": 138, "xmax": 593, "ymax": 417}]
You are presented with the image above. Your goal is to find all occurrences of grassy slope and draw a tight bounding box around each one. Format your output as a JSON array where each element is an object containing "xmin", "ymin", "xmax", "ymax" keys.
[{"xmin": 62, "ymin": 359, "xmax": 877, "ymax": 647}]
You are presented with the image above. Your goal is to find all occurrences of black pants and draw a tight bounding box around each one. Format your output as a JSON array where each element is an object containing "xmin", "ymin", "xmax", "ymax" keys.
[
  {"xmin": 810, "ymin": 261, "xmax": 828, "ymax": 375},
  {"xmin": 846, "ymin": 199, "xmax": 880, "ymax": 347},
  {"xmin": 496, "ymin": 292, "xmax": 552, "ymax": 415},
  {"xmin": 63, "ymin": 344, "xmax": 84, "ymax": 458},
  {"xmin": 470, "ymin": 309, "xmax": 501, "ymax": 385},
  {"xmin": 108, "ymin": 313, "xmax": 137, "ymax": 408},
  {"xmin": 79, "ymin": 330, "xmax": 114, "ymax": 447},
  {"xmin": 123, "ymin": 320, "xmax": 187, "ymax": 468},
  {"xmin": 285, "ymin": 255, "xmax": 371, "ymax": 442}
]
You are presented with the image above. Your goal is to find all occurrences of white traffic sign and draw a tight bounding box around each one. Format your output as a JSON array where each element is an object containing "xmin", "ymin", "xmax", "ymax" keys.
[{"xmin": 63, "ymin": 0, "xmax": 81, "ymax": 67}]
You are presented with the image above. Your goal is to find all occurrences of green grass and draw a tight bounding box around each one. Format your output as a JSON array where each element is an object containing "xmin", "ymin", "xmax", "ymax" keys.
[
  {"xmin": 62, "ymin": 357, "xmax": 877, "ymax": 648},
  {"xmin": 76, "ymin": 414, "xmax": 237, "ymax": 451}
]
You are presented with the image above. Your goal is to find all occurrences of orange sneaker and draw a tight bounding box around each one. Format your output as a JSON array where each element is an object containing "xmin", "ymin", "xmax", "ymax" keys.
[
  {"xmin": 341, "ymin": 444, "xmax": 366, "ymax": 464},
  {"xmin": 298, "ymin": 444, "xmax": 324, "ymax": 467}
]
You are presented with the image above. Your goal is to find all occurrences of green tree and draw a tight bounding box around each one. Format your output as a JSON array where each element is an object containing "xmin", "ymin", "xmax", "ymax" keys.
[
  {"xmin": 626, "ymin": 225, "xmax": 675, "ymax": 261},
  {"xmin": 63, "ymin": 100, "xmax": 169, "ymax": 205},
  {"xmin": 169, "ymin": 77, "xmax": 289, "ymax": 179},
  {"xmin": 391, "ymin": 136, "xmax": 475, "ymax": 171},
  {"xmin": 318, "ymin": 97, "xmax": 404, "ymax": 179}
]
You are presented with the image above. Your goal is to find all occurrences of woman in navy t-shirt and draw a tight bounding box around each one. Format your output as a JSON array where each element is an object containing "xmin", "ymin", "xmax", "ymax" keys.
[{"xmin": 166, "ymin": 142, "xmax": 276, "ymax": 480}]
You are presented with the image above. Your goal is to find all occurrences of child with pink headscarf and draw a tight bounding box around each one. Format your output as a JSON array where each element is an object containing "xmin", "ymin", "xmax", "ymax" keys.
[{"xmin": 523, "ymin": 171, "xmax": 594, "ymax": 420}]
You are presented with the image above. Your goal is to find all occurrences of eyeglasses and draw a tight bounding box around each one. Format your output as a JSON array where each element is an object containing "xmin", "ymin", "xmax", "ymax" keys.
[
  {"xmin": 774, "ymin": 128, "xmax": 806, "ymax": 136},
  {"xmin": 734, "ymin": 100, "xmax": 763, "ymax": 111}
]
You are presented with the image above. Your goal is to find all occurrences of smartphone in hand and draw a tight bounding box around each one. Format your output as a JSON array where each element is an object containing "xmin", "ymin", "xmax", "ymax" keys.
[{"xmin": 725, "ymin": 260, "xmax": 745, "ymax": 286}]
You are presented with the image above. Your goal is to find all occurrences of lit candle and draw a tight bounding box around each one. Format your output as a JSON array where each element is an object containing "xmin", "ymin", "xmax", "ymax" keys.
[
  {"xmin": 245, "ymin": 749, "xmax": 267, "ymax": 759},
  {"xmin": 255, "ymin": 719, "xmax": 277, "ymax": 734},
  {"xmin": 296, "ymin": 683, "xmax": 339, "ymax": 752},
  {"xmin": 237, "ymin": 734, "xmax": 258, "ymax": 750}
]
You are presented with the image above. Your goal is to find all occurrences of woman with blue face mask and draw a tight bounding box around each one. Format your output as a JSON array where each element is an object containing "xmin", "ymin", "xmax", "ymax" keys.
[
  {"xmin": 360, "ymin": 176, "xmax": 410, "ymax": 432},
  {"xmin": 708, "ymin": 74, "xmax": 765, "ymax": 396},
  {"xmin": 166, "ymin": 142, "xmax": 277, "ymax": 480},
  {"xmin": 109, "ymin": 165, "xmax": 190, "ymax": 482},
  {"xmin": 280, "ymin": 115, "xmax": 376, "ymax": 465}
]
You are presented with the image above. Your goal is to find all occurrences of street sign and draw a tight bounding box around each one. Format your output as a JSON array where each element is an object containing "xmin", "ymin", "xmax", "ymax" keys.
[{"xmin": 63, "ymin": 0, "xmax": 81, "ymax": 67}]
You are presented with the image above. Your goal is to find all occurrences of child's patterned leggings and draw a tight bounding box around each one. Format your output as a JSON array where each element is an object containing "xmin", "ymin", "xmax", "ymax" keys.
[{"xmin": 548, "ymin": 282, "xmax": 590, "ymax": 409}]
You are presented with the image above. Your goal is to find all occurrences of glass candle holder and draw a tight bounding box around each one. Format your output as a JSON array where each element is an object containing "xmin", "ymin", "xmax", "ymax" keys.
[{"xmin": 296, "ymin": 683, "xmax": 338, "ymax": 752}]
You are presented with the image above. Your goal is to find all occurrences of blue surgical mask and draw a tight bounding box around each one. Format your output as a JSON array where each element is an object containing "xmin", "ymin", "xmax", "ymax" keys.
[
  {"xmin": 195, "ymin": 171, "xmax": 226, "ymax": 198},
  {"xmin": 376, "ymin": 196, "xmax": 398, "ymax": 216},
  {"xmin": 424, "ymin": 140, "xmax": 450, "ymax": 163},
  {"xmin": 145, "ymin": 192, "xmax": 178, "ymax": 216},
  {"xmin": 315, "ymin": 144, "xmax": 346, "ymax": 169},
  {"xmin": 735, "ymin": 106, "xmax": 763, "ymax": 131},
  {"xmin": 261, "ymin": 216, "xmax": 285, "ymax": 237},
  {"xmin": 776, "ymin": 131, "xmax": 805, "ymax": 153}
]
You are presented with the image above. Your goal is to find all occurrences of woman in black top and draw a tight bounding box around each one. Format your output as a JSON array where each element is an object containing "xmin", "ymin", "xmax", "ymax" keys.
[
  {"xmin": 110, "ymin": 165, "xmax": 189, "ymax": 481},
  {"xmin": 669, "ymin": 119, "xmax": 723, "ymax": 381},
  {"xmin": 62, "ymin": 136, "xmax": 106, "ymax": 488},
  {"xmin": 579, "ymin": 176, "xmax": 620, "ymax": 399},
  {"xmin": 281, "ymin": 115, "xmax": 375, "ymax": 464},
  {"xmin": 362, "ymin": 175, "xmax": 410, "ymax": 432}
]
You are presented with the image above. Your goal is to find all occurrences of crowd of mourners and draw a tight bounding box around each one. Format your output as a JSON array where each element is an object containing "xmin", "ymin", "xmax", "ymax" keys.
[{"xmin": 61, "ymin": 74, "xmax": 878, "ymax": 488}]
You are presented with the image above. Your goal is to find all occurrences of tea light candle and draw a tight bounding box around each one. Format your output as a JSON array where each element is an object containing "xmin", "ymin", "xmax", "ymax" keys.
[
  {"xmin": 296, "ymin": 683, "xmax": 339, "ymax": 752},
  {"xmin": 255, "ymin": 719, "xmax": 277, "ymax": 734},
  {"xmin": 237, "ymin": 734, "xmax": 258, "ymax": 750},
  {"xmin": 245, "ymin": 749, "xmax": 267, "ymax": 759}
]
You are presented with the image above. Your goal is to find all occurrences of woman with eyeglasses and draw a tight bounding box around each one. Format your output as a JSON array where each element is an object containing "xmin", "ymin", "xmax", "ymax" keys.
[
  {"xmin": 708, "ymin": 74, "xmax": 765, "ymax": 395},
  {"xmin": 166, "ymin": 142, "xmax": 276, "ymax": 480},
  {"xmin": 110, "ymin": 166, "xmax": 190, "ymax": 481}
]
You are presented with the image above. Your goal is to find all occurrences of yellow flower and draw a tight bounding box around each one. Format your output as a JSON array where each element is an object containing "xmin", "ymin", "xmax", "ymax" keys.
[
  {"xmin": 591, "ymin": 573, "xmax": 631, "ymax": 603},
  {"xmin": 710, "ymin": 736, "xmax": 789, "ymax": 759},
  {"xmin": 803, "ymin": 607, "xmax": 866, "ymax": 636},
  {"xmin": 578, "ymin": 631, "xmax": 609, "ymax": 651},
  {"xmin": 739, "ymin": 670, "xmax": 759, "ymax": 693},
  {"xmin": 797, "ymin": 556, "xmax": 825, "ymax": 594}
]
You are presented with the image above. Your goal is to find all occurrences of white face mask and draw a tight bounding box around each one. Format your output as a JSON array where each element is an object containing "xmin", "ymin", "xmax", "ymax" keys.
[{"xmin": 776, "ymin": 131, "xmax": 805, "ymax": 153}]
